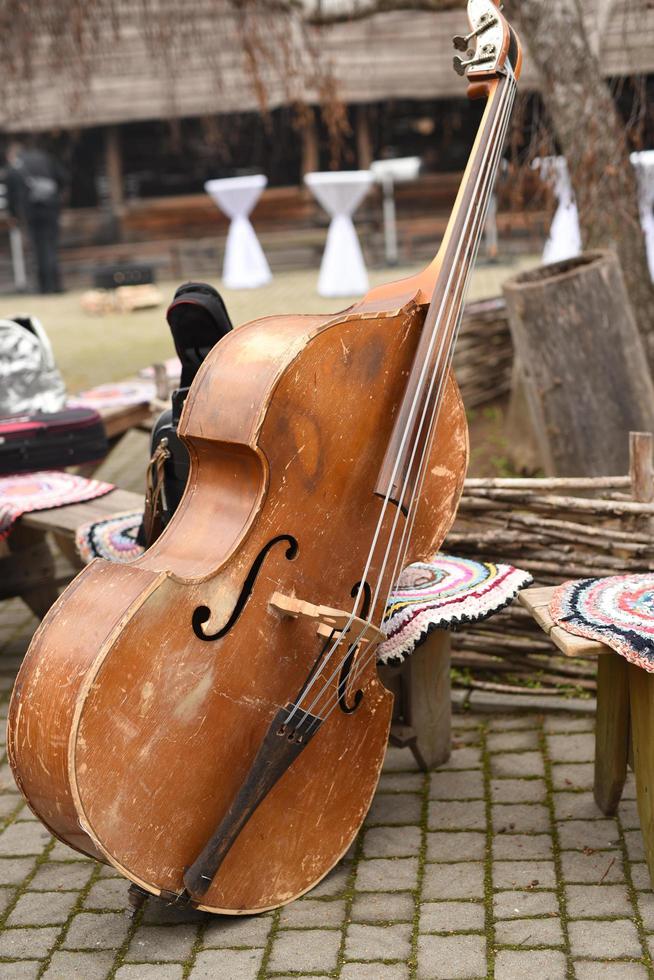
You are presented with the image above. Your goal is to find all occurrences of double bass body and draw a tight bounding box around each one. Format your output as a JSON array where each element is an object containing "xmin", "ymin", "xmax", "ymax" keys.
[{"xmin": 8, "ymin": 295, "xmax": 467, "ymax": 912}]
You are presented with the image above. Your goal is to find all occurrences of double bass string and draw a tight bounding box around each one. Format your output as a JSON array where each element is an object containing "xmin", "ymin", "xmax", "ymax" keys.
[
  {"xmin": 292, "ymin": 70, "xmax": 515, "ymax": 728},
  {"xmin": 288, "ymin": 71, "xmax": 516, "ymax": 731},
  {"xmin": 309, "ymin": 71, "xmax": 518, "ymax": 730}
]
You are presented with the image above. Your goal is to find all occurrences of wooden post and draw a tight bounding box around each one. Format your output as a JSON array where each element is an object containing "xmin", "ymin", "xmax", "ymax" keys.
[
  {"xmin": 104, "ymin": 125, "xmax": 125, "ymax": 239},
  {"xmin": 402, "ymin": 631, "xmax": 452, "ymax": 770},
  {"xmin": 356, "ymin": 105, "xmax": 373, "ymax": 170},
  {"xmin": 503, "ymin": 252, "xmax": 654, "ymax": 476},
  {"xmin": 301, "ymin": 110, "xmax": 319, "ymax": 177},
  {"xmin": 630, "ymin": 431, "xmax": 654, "ymax": 502},
  {"xmin": 593, "ymin": 653, "xmax": 629, "ymax": 815},
  {"xmin": 628, "ymin": 663, "xmax": 654, "ymax": 890}
]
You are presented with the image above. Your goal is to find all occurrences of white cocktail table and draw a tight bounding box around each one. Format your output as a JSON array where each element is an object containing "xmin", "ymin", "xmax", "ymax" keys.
[
  {"xmin": 204, "ymin": 175, "xmax": 272, "ymax": 289},
  {"xmin": 534, "ymin": 156, "xmax": 582, "ymax": 265},
  {"xmin": 304, "ymin": 170, "xmax": 373, "ymax": 297},
  {"xmin": 371, "ymin": 157, "xmax": 421, "ymax": 266},
  {"xmin": 631, "ymin": 150, "xmax": 654, "ymax": 281}
]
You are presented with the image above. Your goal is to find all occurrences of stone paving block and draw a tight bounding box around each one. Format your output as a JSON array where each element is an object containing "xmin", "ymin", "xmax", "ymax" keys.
[
  {"xmin": 568, "ymin": 919, "xmax": 641, "ymax": 958},
  {"xmin": 426, "ymin": 831, "xmax": 486, "ymax": 862},
  {"xmin": 46, "ymin": 841, "xmax": 87, "ymax": 861},
  {"xmin": 547, "ymin": 732, "xmax": 595, "ymax": 762},
  {"xmin": 63, "ymin": 911, "xmax": 132, "ymax": 949},
  {"xmin": 0, "ymin": 821, "xmax": 50, "ymax": 855},
  {"xmin": 492, "ymin": 803, "xmax": 550, "ymax": 834},
  {"xmin": 309, "ymin": 861, "xmax": 350, "ymax": 897},
  {"xmin": 543, "ymin": 715, "xmax": 594, "ymax": 733},
  {"xmin": 29, "ymin": 861, "xmax": 94, "ymax": 892},
  {"xmin": 0, "ymin": 763, "xmax": 18, "ymax": 792},
  {"xmin": 422, "ymin": 862, "xmax": 484, "ymax": 900},
  {"xmin": 623, "ymin": 775, "xmax": 638, "ymax": 800},
  {"xmin": 635, "ymin": 891, "xmax": 654, "ymax": 931},
  {"xmin": 494, "ymin": 949, "xmax": 567, "ymax": 979},
  {"xmin": 83, "ymin": 878, "xmax": 130, "ymax": 910},
  {"xmin": 383, "ymin": 746, "xmax": 420, "ymax": 772},
  {"xmin": 560, "ymin": 849, "xmax": 624, "ymax": 884},
  {"xmin": 551, "ymin": 763, "xmax": 594, "ymax": 790},
  {"xmin": 363, "ymin": 825, "xmax": 421, "ymax": 857},
  {"xmin": 573, "ymin": 963, "xmax": 649, "ymax": 979},
  {"xmin": 0, "ymin": 926, "xmax": 60, "ymax": 959},
  {"xmin": 279, "ymin": 897, "xmax": 345, "ymax": 927},
  {"xmin": 625, "ymin": 830, "xmax": 646, "ymax": 862},
  {"xmin": 490, "ymin": 751, "xmax": 545, "ymax": 778},
  {"xmin": 203, "ymin": 914, "xmax": 272, "ymax": 947},
  {"xmin": 341, "ymin": 965, "xmax": 409, "ymax": 980},
  {"xmin": 126, "ymin": 924, "xmax": 198, "ymax": 962},
  {"xmin": 0, "ymin": 963, "xmax": 41, "ymax": 980},
  {"xmin": 419, "ymin": 900, "xmax": 484, "ymax": 933},
  {"xmin": 490, "ymin": 777, "xmax": 546, "ymax": 803},
  {"xmin": 495, "ymin": 915, "xmax": 563, "ymax": 947},
  {"xmin": 7, "ymin": 889, "xmax": 77, "ymax": 926},
  {"xmin": 557, "ymin": 819, "xmax": 619, "ymax": 851},
  {"xmin": 450, "ymin": 728, "xmax": 481, "ymax": 746},
  {"xmin": 378, "ymin": 772, "xmax": 424, "ymax": 793},
  {"xmin": 345, "ymin": 921, "xmax": 412, "ymax": 960},
  {"xmin": 0, "ymin": 887, "xmax": 14, "ymax": 914},
  {"xmin": 365, "ymin": 793, "xmax": 422, "ymax": 825},
  {"xmin": 487, "ymin": 730, "xmax": 540, "ymax": 752},
  {"xmin": 619, "ymin": 798, "xmax": 641, "ymax": 831},
  {"xmin": 631, "ymin": 862, "xmax": 652, "ymax": 892},
  {"xmin": 553, "ymin": 790, "xmax": 604, "ymax": 821},
  {"xmin": 351, "ymin": 891, "xmax": 414, "ymax": 923},
  {"xmin": 42, "ymin": 950, "xmax": 115, "ymax": 979},
  {"xmin": 355, "ymin": 857, "xmax": 419, "ymax": 892},
  {"xmin": 437, "ymin": 747, "xmax": 481, "ymax": 771},
  {"xmin": 115, "ymin": 967, "xmax": 185, "ymax": 980},
  {"xmin": 417, "ymin": 933, "xmax": 486, "ymax": 979},
  {"xmin": 488, "ymin": 715, "xmax": 539, "ymax": 731},
  {"xmin": 565, "ymin": 883, "xmax": 631, "ymax": 918},
  {"xmin": 0, "ymin": 796, "xmax": 20, "ymax": 819},
  {"xmin": 141, "ymin": 900, "xmax": 208, "ymax": 926},
  {"xmin": 428, "ymin": 799, "xmax": 486, "ymax": 831},
  {"xmin": 190, "ymin": 948, "xmax": 262, "ymax": 980},
  {"xmin": 268, "ymin": 927, "xmax": 341, "ymax": 973},
  {"xmin": 98, "ymin": 863, "xmax": 124, "ymax": 879},
  {"xmin": 493, "ymin": 889, "xmax": 558, "ymax": 919},
  {"xmin": 429, "ymin": 770, "xmax": 484, "ymax": 800},
  {"xmin": 493, "ymin": 859, "xmax": 556, "ymax": 890},
  {"xmin": 492, "ymin": 833, "xmax": 552, "ymax": 861}
]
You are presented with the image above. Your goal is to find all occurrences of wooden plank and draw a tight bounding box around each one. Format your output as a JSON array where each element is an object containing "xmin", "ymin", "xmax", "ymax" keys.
[
  {"xmin": 403, "ymin": 630, "xmax": 452, "ymax": 770},
  {"xmin": 594, "ymin": 653, "xmax": 630, "ymax": 815},
  {"xmin": 21, "ymin": 489, "xmax": 143, "ymax": 537},
  {"xmin": 519, "ymin": 586, "xmax": 610, "ymax": 659}
]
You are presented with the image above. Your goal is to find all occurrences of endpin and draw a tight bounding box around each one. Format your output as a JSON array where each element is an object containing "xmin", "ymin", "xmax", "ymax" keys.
[
  {"xmin": 453, "ymin": 44, "xmax": 496, "ymax": 76},
  {"xmin": 452, "ymin": 12, "xmax": 497, "ymax": 52}
]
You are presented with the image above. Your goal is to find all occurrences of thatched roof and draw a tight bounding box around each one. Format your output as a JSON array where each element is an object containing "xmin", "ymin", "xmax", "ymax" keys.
[{"xmin": 0, "ymin": 1, "xmax": 651, "ymax": 132}]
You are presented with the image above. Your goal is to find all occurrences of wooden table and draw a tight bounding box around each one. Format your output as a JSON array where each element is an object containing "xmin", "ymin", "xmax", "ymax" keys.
[{"xmin": 520, "ymin": 585, "xmax": 654, "ymax": 888}]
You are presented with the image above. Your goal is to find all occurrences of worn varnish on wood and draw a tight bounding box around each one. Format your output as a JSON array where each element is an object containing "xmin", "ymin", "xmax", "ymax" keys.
[{"xmin": 8, "ymin": 0, "xmax": 521, "ymax": 915}]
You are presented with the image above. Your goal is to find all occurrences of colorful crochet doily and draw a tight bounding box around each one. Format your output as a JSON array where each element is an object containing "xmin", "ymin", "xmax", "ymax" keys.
[
  {"xmin": 76, "ymin": 510, "xmax": 144, "ymax": 564},
  {"xmin": 550, "ymin": 574, "xmax": 654, "ymax": 673},
  {"xmin": 0, "ymin": 471, "xmax": 114, "ymax": 541},
  {"xmin": 69, "ymin": 379, "xmax": 155, "ymax": 411},
  {"xmin": 378, "ymin": 554, "xmax": 533, "ymax": 665}
]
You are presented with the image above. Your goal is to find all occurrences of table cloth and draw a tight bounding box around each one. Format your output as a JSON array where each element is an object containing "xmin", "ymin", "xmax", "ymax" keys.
[
  {"xmin": 305, "ymin": 170, "xmax": 373, "ymax": 297},
  {"xmin": 205, "ymin": 175, "xmax": 272, "ymax": 290}
]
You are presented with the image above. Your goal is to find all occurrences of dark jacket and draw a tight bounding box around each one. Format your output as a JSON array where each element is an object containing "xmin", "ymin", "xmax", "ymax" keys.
[{"xmin": 7, "ymin": 149, "xmax": 66, "ymax": 221}]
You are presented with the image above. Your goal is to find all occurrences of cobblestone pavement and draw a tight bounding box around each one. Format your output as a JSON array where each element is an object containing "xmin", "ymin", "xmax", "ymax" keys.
[{"xmin": 2, "ymin": 603, "xmax": 653, "ymax": 978}]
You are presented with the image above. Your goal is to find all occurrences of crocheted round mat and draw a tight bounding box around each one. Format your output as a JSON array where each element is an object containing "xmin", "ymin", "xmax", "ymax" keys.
[
  {"xmin": 76, "ymin": 510, "xmax": 144, "ymax": 564},
  {"xmin": 0, "ymin": 471, "xmax": 114, "ymax": 541},
  {"xmin": 378, "ymin": 554, "xmax": 532, "ymax": 665},
  {"xmin": 550, "ymin": 574, "xmax": 654, "ymax": 673}
]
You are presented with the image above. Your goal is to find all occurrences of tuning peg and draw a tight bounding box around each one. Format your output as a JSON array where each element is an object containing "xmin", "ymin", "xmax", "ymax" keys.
[
  {"xmin": 452, "ymin": 12, "xmax": 497, "ymax": 51},
  {"xmin": 453, "ymin": 45, "xmax": 496, "ymax": 76}
]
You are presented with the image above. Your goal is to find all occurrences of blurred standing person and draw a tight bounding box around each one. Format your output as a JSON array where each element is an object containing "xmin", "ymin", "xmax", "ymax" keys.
[{"xmin": 6, "ymin": 140, "xmax": 66, "ymax": 294}]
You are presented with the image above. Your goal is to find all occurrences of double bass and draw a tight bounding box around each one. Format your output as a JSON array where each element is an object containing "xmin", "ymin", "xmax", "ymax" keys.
[{"xmin": 8, "ymin": 0, "xmax": 521, "ymax": 914}]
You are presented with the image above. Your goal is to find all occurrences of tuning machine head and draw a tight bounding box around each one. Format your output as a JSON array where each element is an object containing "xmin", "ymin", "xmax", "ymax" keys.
[{"xmin": 452, "ymin": 0, "xmax": 514, "ymax": 83}]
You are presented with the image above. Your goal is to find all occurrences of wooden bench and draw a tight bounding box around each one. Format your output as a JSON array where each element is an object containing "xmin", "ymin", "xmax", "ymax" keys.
[{"xmin": 520, "ymin": 585, "xmax": 654, "ymax": 887}]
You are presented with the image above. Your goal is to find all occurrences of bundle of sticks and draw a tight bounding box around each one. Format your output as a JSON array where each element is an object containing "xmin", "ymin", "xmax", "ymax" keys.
[
  {"xmin": 454, "ymin": 297, "xmax": 513, "ymax": 408},
  {"xmin": 443, "ymin": 437, "xmax": 654, "ymax": 696}
]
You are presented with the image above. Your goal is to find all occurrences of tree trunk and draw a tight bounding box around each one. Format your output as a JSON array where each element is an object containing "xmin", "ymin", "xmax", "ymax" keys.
[
  {"xmin": 503, "ymin": 251, "xmax": 654, "ymax": 476},
  {"xmin": 505, "ymin": 0, "xmax": 654, "ymax": 370}
]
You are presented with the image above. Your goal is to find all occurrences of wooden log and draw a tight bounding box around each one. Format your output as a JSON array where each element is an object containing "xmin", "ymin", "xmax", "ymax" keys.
[
  {"xmin": 628, "ymin": 664, "xmax": 654, "ymax": 890},
  {"xmin": 503, "ymin": 252, "xmax": 654, "ymax": 476}
]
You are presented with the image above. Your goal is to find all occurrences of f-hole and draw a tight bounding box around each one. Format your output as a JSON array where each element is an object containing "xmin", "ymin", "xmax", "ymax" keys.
[
  {"xmin": 337, "ymin": 580, "xmax": 371, "ymax": 714},
  {"xmin": 192, "ymin": 534, "xmax": 298, "ymax": 642}
]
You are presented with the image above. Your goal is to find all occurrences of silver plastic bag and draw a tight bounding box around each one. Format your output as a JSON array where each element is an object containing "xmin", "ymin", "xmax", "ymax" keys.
[{"xmin": 0, "ymin": 315, "xmax": 67, "ymax": 417}]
